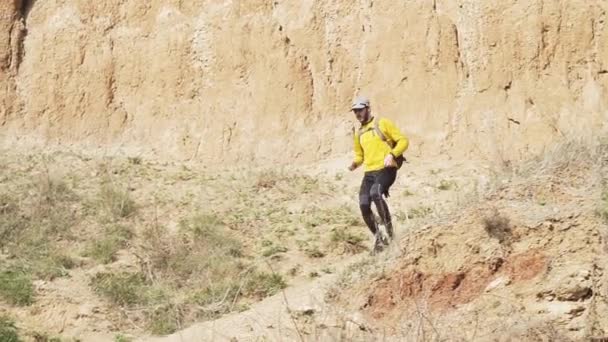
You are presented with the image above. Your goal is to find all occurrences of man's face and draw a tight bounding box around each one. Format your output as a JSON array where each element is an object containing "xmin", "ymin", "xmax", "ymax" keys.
[{"xmin": 353, "ymin": 107, "xmax": 369, "ymax": 124}]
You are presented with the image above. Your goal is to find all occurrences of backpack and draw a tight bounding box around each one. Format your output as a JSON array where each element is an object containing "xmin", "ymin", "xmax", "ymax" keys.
[{"xmin": 357, "ymin": 117, "xmax": 407, "ymax": 169}]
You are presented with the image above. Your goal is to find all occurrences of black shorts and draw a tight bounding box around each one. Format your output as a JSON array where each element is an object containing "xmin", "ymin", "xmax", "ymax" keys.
[{"xmin": 359, "ymin": 167, "xmax": 397, "ymax": 205}]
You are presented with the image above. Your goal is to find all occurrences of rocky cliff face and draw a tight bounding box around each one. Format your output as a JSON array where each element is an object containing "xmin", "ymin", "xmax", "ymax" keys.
[{"xmin": 1, "ymin": 0, "xmax": 607, "ymax": 163}]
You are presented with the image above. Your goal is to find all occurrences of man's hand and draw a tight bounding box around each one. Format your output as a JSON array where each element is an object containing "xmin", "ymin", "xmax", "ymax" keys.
[
  {"xmin": 348, "ymin": 162, "xmax": 359, "ymax": 171},
  {"xmin": 384, "ymin": 154, "xmax": 397, "ymax": 168}
]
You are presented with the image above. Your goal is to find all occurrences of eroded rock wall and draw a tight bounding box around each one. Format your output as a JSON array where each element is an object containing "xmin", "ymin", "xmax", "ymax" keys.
[{"xmin": 1, "ymin": 0, "xmax": 607, "ymax": 163}]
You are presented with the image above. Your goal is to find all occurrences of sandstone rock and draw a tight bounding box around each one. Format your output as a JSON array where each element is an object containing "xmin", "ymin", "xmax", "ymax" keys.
[{"xmin": 1, "ymin": 1, "xmax": 607, "ymax": 164}]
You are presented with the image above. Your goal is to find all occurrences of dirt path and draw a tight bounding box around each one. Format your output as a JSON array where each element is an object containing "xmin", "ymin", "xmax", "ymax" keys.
[{"xmin": 138, "ymin": 243, "xmax": 411, "ymax": 342}]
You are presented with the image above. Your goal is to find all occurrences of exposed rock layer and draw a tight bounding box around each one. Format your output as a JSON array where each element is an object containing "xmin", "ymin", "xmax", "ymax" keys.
[{"xmin": 1, "ymin": 0, "xmax": 607, "ymax": 163}]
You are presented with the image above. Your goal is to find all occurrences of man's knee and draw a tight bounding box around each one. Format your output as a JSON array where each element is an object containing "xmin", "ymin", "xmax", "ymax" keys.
[
  {"xmin": 359, "ymin": 194, "xmax": 372, "ymax": 215},
  {"xmin": 370, "ymin": 184, "xmax": 383, "ymax": 201}
]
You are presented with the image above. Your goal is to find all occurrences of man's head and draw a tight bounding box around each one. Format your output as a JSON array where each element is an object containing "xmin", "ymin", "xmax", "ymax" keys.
[{"xmin": 351, "ymin": 96, "xmax": 371, "ymax": 124}]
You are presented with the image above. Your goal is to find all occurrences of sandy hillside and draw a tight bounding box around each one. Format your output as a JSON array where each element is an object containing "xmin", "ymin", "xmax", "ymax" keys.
[{"xmin": 2, "ymin": 1, "xmax": 608, "ymax": 341}]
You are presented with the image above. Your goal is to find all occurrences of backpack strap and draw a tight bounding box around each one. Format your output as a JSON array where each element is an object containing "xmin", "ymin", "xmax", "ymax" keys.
[
  {"xmin": 356, "ymin": 117, "xmax": 395, "ymax": 149},
  {"xmin": 374, "ymin": 118, "xmax": 395, "ymax": 148},
  {"xmin": 356, "ymin": 125, "xmax": 373, "ymax": 141}
]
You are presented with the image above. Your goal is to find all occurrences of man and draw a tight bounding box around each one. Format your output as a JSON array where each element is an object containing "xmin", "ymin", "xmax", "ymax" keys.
[{"xmin": 348, "ymin": 96, "xmax": 409, "ymax": 253}]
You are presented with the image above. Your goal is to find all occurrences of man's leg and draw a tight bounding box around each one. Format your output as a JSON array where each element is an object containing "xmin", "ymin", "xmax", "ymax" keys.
[
  {"xmin": 359, "ymin": 175, "xmax": 377, "ymax": 236},
  {"xmin": 371, "ymin": 168, "xmax": 397, "ymax": 239}
]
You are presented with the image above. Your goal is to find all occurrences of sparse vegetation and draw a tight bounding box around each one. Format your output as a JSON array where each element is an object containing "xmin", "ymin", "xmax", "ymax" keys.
[
  {"xmin": 255, "ymin": 170, "xmax": 321, "ymax": 195},
  {"xmin": 115, "ymin": 335, "xmax": 132, "ymax": 342},
  {"xmin": 128, "ymin": 156, "xmax": 142, "ymax": 165},
  {"xmin": 304, "ymin": 205, "xmax": 359, "ymax": 228},
  {"xmin": 0, "ymin": 315, "xmax": 20, "ymax": 342},
  {"xmin": 29, "ymin": 332, "xmax": 64, "ymax": 342},
  {"xmin": 262, "ymin": 244, "xmax": 288, "ymax": 257},
  {"xmin": 0, "ymin": 268, "xmax": 34, "ymax": 306},
  {"xmin": 242, "ymin": 271, "xmax": 287, "ymax": 299},
  {"xmin": 0, "ymin": 152, "xmax": 396, "ymax": 337},
  {"xmin": 84, "ymin": 224, "xmax": 132, "ymax": 264},
  {"xmin": 255, "ymin": 170, "xmax": 279, "ymax": 189},
  {"xmin": 0, "ymin": 172, "xmax": 79, "ymax": 281},
  {"xmin": 596, "ymin": 189, "xmax": 608, "ymax": 222},
  {"xmin": 407, "ymin": 206, "xmax": 433, "ymax": 219},
  {"xmin": 91, "ymin": 272, "xmax": 149, "ymax": 306},
  {"xmin": 99, "ymin": 181, "xmax": 136, "ymax": 219},
  {"xmin": 146, "ymin": 304, "xmax": 182, "ymax": 335},
  {"xmin": 330, "ymin": 228, "xmax": 366, "ymax": 254},
  {"xmin": 437, "ymin": 179, "xmax": 457, "ymax": 191},
  {"xmin": 304, "ymin": 245, "xmax": 326, "ymax": 258}
]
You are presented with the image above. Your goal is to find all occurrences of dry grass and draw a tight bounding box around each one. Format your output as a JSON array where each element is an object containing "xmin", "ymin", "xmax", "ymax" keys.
[
  {"xmin": 91, "ymin": 272, "xmax": 150, "ymax": 306},
  {"xmin": 510, "ymin": 140, "xmax": 602, "ymax": 187},
  {"xmin": 596, "ymin": 188, "xmax": 608, "ymax": 223},
  {"xmin": 84, "ymin": 224, "xmax": 132, "ymax": 264},
  {"xmin": 330, "ymin": 228, "xmax": 367, "ymax": 255},
  {"xmin": 0, "ymin": 172, "xmax": 78, "ymax": 282},
  {"xmin": 98, "ymin": 180, "xmax": 136, "ymax": 220},
  {"xmin": 0, "ymin": 152, "xmax": 362, "ymax": 337}
]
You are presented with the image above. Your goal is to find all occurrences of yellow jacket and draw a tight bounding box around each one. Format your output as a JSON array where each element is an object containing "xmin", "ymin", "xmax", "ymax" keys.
[{"xmin": 353, "ymin": 117, "xmax": 409, "ymax": 172}]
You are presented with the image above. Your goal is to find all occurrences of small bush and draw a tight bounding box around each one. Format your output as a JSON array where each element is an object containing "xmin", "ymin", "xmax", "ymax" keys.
[
  {"xmin": 483, "ymin": 210, "xmax": 512, "ymax": 245},
  {"xmin": 0, "ymin": 315, "xmax": 20, "ymax": 342},
  {"xmin": 91, "ymin": 272, "xmax": 148, "ymax": 306}
]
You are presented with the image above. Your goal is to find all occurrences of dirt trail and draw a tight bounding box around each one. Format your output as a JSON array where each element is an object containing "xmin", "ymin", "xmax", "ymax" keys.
[{"xmin": 140, "ymin": 255, "xmax": 367, "ymax": 342}]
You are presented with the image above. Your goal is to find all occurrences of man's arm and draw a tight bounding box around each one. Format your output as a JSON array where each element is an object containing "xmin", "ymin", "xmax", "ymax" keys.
[
  {"xmin": 381, "ymin": 118, "xmax": 409, "ymax": 157},
  {"xmin": 350, "ymin": 132, "xmax": 364, "ymax": 170}
]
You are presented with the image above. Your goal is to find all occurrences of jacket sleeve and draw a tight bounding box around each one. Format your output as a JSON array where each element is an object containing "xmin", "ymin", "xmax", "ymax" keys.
[
  {"xmin": 380, "ymin": 118, "xmax": 409, "ymax": 157},
  {"xmin": 353, "ymin": 132, "xmax": 364, "ymax": 166}
]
